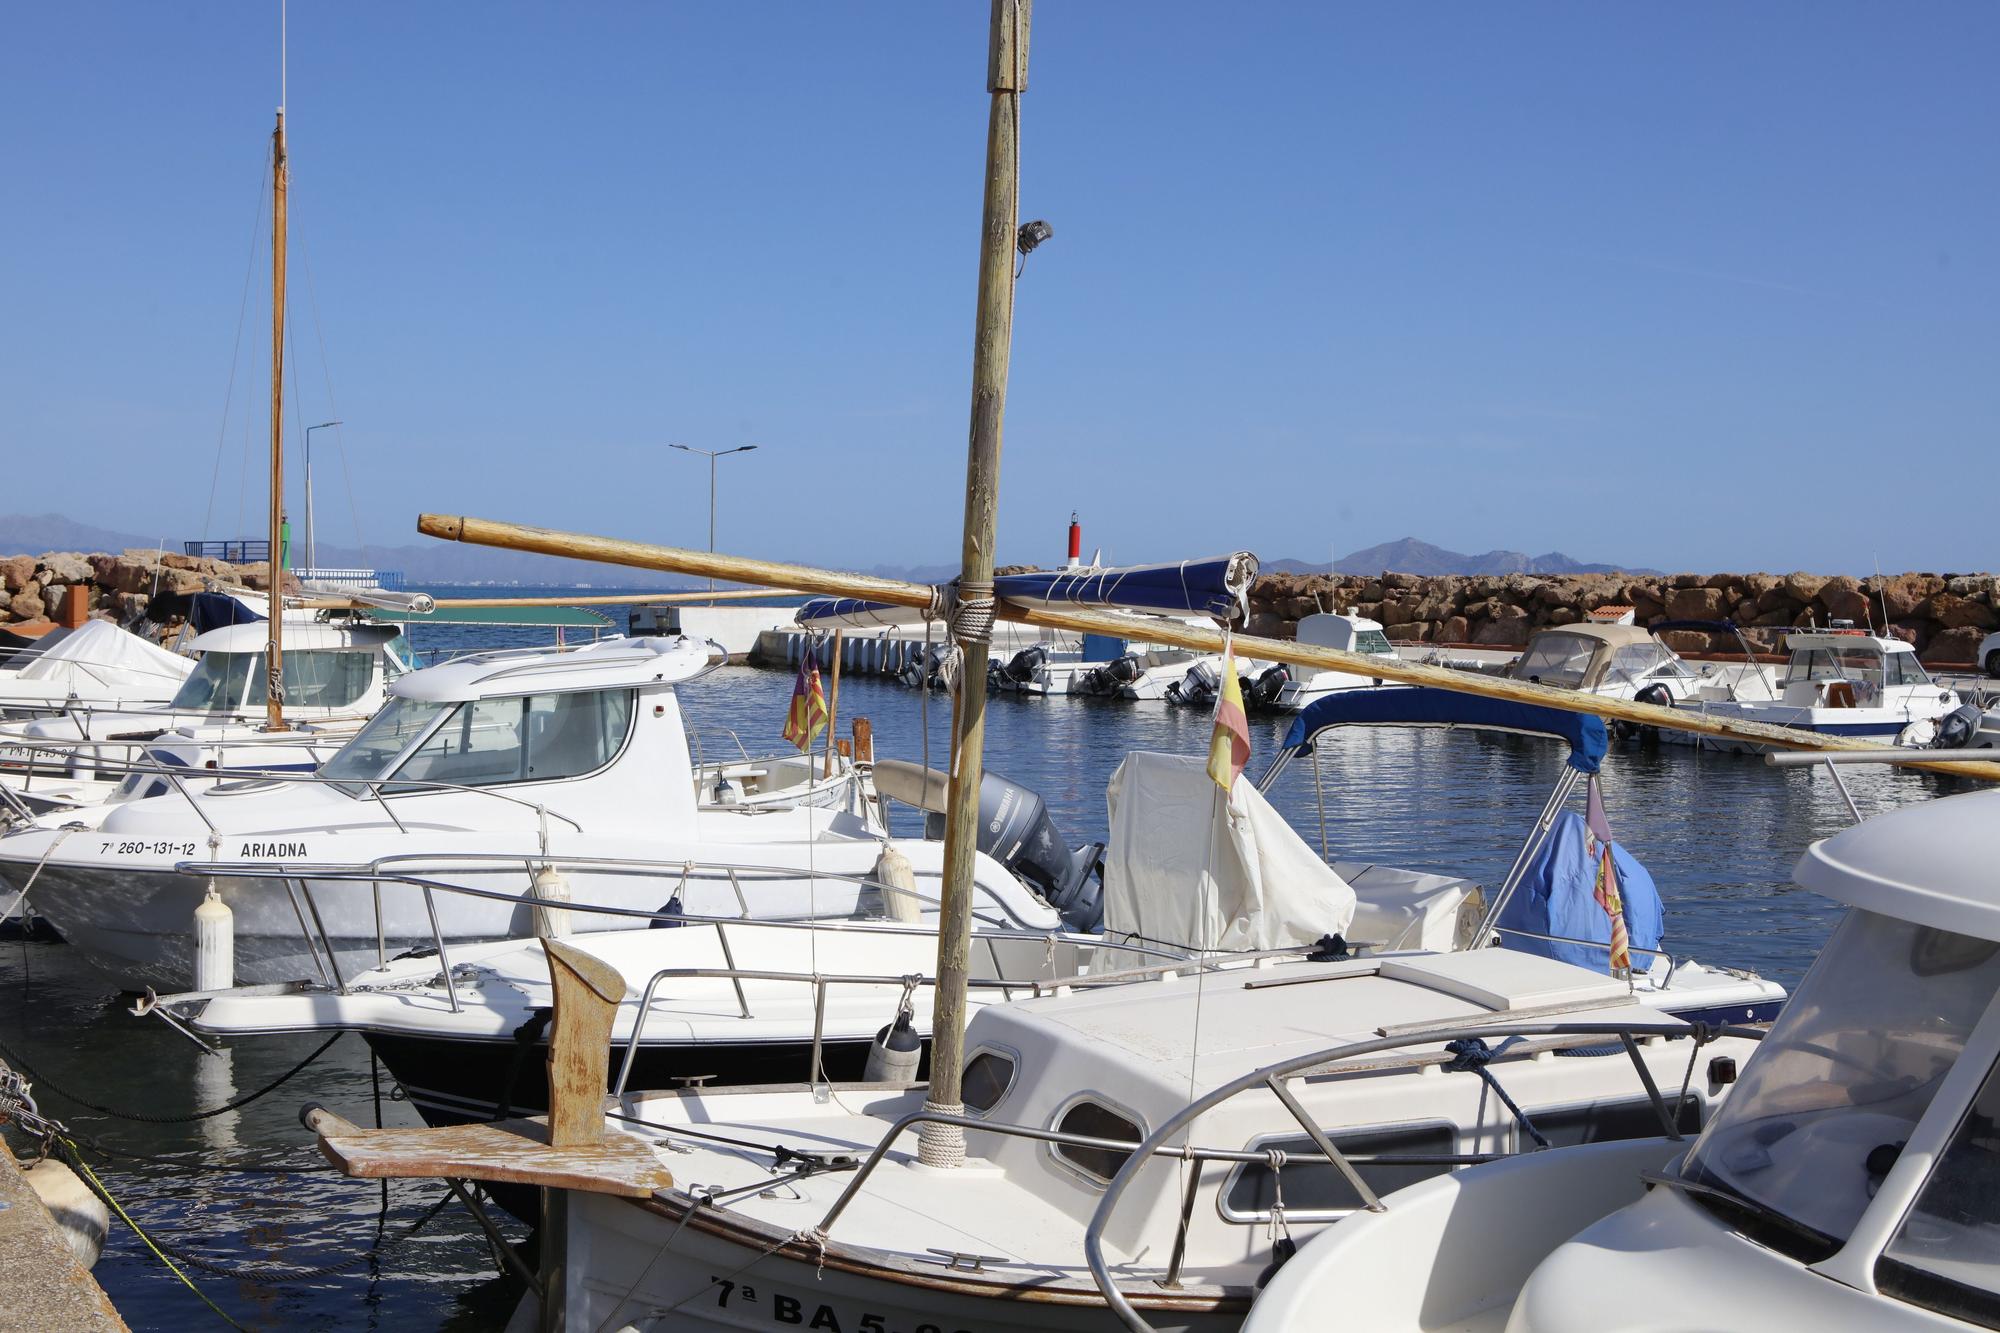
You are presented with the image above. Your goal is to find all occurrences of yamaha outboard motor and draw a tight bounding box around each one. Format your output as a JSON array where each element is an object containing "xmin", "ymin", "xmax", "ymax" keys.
[
  {"xmin": 1080, "ymin": 652, "xmax": 1144, "ymax": 696},
  {"xmin": 1167, "ymin": 660, "xmax": 1220, "ymax": 706},
  {"xmin": 1933, "ymin": 701, "xmax": 1988, "ymax": 750},
  {"xmin": 873, "ymin": 759, "xmax": 1105, "ymax": 931},
  {"xmin": 1003, "ymin": 645, "xmax": 1047, "ymax": 685},
  {"xmin": 1248, "ymin": 664, "xmax": 1291, "ymax": 709}
]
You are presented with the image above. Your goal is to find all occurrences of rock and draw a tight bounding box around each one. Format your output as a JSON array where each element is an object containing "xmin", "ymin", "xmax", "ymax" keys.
[
  {"xmin": 1438, "ymin": 615, "xmax": 1470, "ymax": 643},
  {"xmin": 1280, "ymin": 596, "xmax": 1319, "ymax": 621},
  {"xmin": 1875, "ymin": 573, "xmax": 1945, "ymax": 620},
  {"xmin": 0, "ymin": 555, "xmax": 32, "ymax": 591},
  {"xmin": 1782, "ymin": 571, "xmax": 1828, "ymax": 602},
  {"xmin": 36, "ymin": 552, "xmax": 92, "ymax": 584},
  {"xmin": 1755, "ymin": 585, "xmax": 1801, "ymax": 613},
  {"xmin": 1921, "ymin": 626, "xmax": 1986, "ymax": 667},
  {"xmin": 114, "ymin": 592, "xmax": 152, "ymax": 624},
  {"xmin": 9, "ymin": 589, "xmax": 44, "ymax": 621},
  {"xmin": 1666, "ymin": 586, "xmax": 1729, "ymax": 620},
  {"xmin": 1381, "ymin": 572, "xmax": 1421, "ymax": 591},
  {"xmin": 1384, "ymin": 621, "xmax": 1432, "ymax": 642},
  {"xmin": 1923, "ymin": 592, "xmax": 1998, "ymax": 631},
  {"xmin": 1733, "ymin": 598, "xmax": 1758, "ymax": 622},
  {"xmin": 1244, "ymin": 611, "xmax": 1289, "ymax": 639},
  {"xmin": 1946, "ymin": 575, "xmax": 1998, "ymax": 599},
  {"xmin": 1751, "ymin": 608, "xmax": 1795, "ymax": 627},
  {"xmin": 1887, "ymin": 620, "xmax": 1929, "ymax": 651},
  {"xmin": 1658, "ymin": 630, "xmax": 1708, "ymax": 654},
  {"xmin": 1743, "ymin": 573, "xmax": 1781, "ymax": 599},
  {"xmin": 1472, "ymin": 613, "xmax": 1531, "ymax": 648},
  {"xmin": 1702, "ymin": 573, "xmax": 1737, "ymax": 591},
  {"xmin": 1546, "ymin": 606, "xmax": 1580, "ymax": 626},
  {"xmin": 1817, "ymin": 576, "xmax": 1870, "ymax": 625}
]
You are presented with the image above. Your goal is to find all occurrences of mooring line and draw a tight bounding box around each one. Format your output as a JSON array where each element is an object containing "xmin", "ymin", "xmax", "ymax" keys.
[{"xmin": 0, "ymin": 1030, "xmax": 343, "ymax": 1123}]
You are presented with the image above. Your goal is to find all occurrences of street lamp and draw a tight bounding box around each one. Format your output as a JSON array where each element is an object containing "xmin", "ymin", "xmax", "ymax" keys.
[
  {"xmin": 669, "ymin": 443, "xmax": 758, "ymax": 599},
  {"xmin": 303, "ymin": 420, "xmax": 343, "ymax": 574}
]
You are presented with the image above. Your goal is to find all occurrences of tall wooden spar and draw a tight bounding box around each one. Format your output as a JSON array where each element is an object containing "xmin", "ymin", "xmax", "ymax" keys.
[
  {"xmin": 920, "ymin": 0, "xmax": 1031, "ymax": 1170},
  {"xmin": 264, "ymin": 106, "xmax": 290, "ymax": 733}
]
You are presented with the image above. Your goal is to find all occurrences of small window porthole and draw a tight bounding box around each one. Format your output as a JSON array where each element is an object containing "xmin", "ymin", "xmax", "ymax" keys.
[
  {"xmin": 963, "ymin": 1051, "xmax": 1016, "ymax": 1114},
  {"xmin": 1052, "ymin": 1100, "xmax": 1143, "ymax": 1183}
]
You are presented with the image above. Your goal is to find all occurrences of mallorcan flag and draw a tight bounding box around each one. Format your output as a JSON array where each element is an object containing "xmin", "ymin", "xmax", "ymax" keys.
[
  {"xmin": 1206, "ymin": 646, "xmax": 1252, "ymax": 790},
  {"xmin": 1584, "ymin": 774, "xmax": 1632, "ymax": 977},
  {"xmin": 783, "ymin": 642, "xmax": 829, "ymax": 753}
]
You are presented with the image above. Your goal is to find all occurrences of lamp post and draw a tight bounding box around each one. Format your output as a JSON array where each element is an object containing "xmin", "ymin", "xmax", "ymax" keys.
[
  {"xmin": 303, "ymin": 419, "xmax": 342, "ymax": 573},
  {"xmin": 669, "ymin": 443, "xmax": 758, "ymax": 599}
]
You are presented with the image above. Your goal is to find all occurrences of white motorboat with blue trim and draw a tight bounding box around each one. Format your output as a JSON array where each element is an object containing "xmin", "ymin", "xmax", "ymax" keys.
[
  {"xmin": 1670, "ymin": 627, "xmax": 1960, "ymax": 751},
  {"xmin": 1242, "ymin": 782, "xmax": 2000, "ymax": 1333}
]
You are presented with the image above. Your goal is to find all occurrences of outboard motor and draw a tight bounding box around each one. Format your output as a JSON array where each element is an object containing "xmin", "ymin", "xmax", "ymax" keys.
[
  {"xmin": 1003, "ymin": 645, "xmax": 1047, "ymax": 685},
  {"xmin": 1248, "ymin": 664, "xmax": 1291, "ymax": 709},
  {"xmin": 1167, "ymin": 661, "xmax": 1220, "ymax": 706},
  {"xmin": 1933, "ymin": 701, "xmax": 1989, "ymax": 750},
  {"xmin": 874, "ymin": 759, "xmax": 1105, "ymax": 931},
  {"xmin": 1080, "ymin": 652, "xmax": 1143, "ymax": 696}
]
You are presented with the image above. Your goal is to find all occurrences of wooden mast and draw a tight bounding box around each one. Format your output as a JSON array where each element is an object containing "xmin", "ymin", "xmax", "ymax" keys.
[
  {"xmin": 918, "ymin": 0, "xmax": 1031, "ymax": 1170},
  {"xmin": 265, "ymin": 104, "xmax": 290, "ymax": 733}
]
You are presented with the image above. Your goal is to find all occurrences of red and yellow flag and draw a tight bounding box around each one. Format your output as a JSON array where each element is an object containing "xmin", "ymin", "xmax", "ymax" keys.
[
  {"xmin": 1584, "ymin": 775, "xmax": 1631, "ymax": 976},
  {"xmin": 783, "ymin": 643, "xmax": 829, "ymax": 752},
  {"xmin": 1207, "ymin": 646, "xmax": 1252, "ymax": 790}
]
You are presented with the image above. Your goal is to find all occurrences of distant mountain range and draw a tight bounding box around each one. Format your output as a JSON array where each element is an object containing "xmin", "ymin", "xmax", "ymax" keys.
[{"xmin": 1266, "ymin": 537, "xmax": 1658, "ymax": 578}]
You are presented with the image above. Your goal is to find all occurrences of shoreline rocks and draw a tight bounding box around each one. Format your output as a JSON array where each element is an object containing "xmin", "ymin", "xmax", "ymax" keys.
[
  {"xmin": 1247, "ymin": 569, "xmax": 1998, "ymax": 666},
  {"xmin": 0, "ymin": 548, "xmax": 269, "ymax": 638}
]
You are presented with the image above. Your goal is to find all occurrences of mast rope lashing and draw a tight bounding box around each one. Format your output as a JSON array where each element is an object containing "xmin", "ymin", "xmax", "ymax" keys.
[
  {"xmin": 950, "ymin": 578, "xmax": 996, "ymax": 643},
  {"xmin": 916, "ymin": 1100, "xmax": 968, "ymax": 1168}
]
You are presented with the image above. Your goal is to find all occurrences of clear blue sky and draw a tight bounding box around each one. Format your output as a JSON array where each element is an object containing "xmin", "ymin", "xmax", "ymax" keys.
[{"xmin": 3, "ymin": 4, "xmax": 1995, "ymax": 574}]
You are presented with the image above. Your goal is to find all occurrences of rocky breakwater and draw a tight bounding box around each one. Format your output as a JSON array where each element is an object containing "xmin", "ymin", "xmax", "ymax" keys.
[
  {"xmin": 1245, "ymin": 570, "xmax": 2000, "ymax": 667},
  {"xmin": 0, "ymin": 549, "xmax": 269, "ymax": 635}
]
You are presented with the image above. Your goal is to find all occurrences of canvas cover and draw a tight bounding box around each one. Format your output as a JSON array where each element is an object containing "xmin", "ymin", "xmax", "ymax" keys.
[
  {"xmin": 1102, "ymin": 751, "xmax": 1357, "ymax": 952},
  {"xmin": 11, "ymin": 619, "xmax": 192, "ymax": 693},
  {"xmin": 1495, "ymin": 810, "xmax": 1664, "ymax": 972}
]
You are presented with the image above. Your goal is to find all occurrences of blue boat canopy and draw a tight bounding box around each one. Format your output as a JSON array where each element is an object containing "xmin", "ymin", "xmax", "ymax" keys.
[
  {"xmin": 1281, "ymin": 686, "xmax": 1608, "ymax": 774},
  {"xmin": 190, "ymin": 591, "xmax": 265, "ymax": 634},
  {"xmin": 796, "ymin": 553, "xmax": 1259, "ymax": 631}
]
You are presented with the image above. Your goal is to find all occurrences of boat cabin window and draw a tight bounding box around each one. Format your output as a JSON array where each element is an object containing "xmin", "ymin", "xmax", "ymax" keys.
[
  {"xmin": 1535, "ymin": 1094, "xmax": 1701, "ymax": 1148},
  {"xmin": 170, "ymin": 648, "xmax": 377, "ymax": 712},
  {"xmin": 1222, "ymin": 1124, "xmax": 1455, "ymax": 1220},
  {"xmin": 1784, "ymin": 647, "xmax": 1883, "ymax": 687},
  {"xmin": 1601, "ymin": 642, "xmax": 1695, "ymax": 690},
  {"xmin": 1511, "ymin": 634, "xmax": 1598, "ymax": 689},
  {"xmin": 386, "ymin": 689, "xmax": 634, "ymax": 792},
  {"xmin": 962, "ymin": 1051, "xmax": 1017, "ymax": 1114},
  {"xmin": 1877, "ymin": 1057, "xmax": 2000, "ymax": 1324},
  {"xmin": 1679, "ymin": 910, "xmax": 2000, "ymax": 1261},
  {"xmin": 1051, "ymin": 1099, "xmax": 1143, "ymax": 1184},
  {"xmin": 1353, "ymin": 629, "xmax": 1394, "ymax": 656},
  {"xmin": 1882, "ymin": 653, "xmax": 1931, "ymax": 688},
  {"xmin": 321, "ymin": 697, "xmax": 453, "ymax": 791}
]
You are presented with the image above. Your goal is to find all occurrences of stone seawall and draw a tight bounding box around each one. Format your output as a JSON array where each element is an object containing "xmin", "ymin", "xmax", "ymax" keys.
[
  {"xmin": 1247, "ymin": 570, "xmax": 2000, "ymax": 666},
  {"xmin": 1, "ymin": 549, "xmax": 266, "ymax": 634}
]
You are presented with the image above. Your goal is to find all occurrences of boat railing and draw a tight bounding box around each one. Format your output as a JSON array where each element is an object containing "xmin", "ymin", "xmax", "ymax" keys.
[
  {"xmin": 1068, "ymin": 1014, "xmax": 1765, "ymax": 1333},
  {"xmin": 161, "ymin": 847, "xmax": 1140, "ymax": 1007}
]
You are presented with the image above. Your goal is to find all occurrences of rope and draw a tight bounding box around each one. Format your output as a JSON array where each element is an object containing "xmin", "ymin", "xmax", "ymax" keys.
[
  {"xmin": 1444, "ymin": 1038, "xmax": 1549, "ymax": 1149},
  {"xmin": 61, "ymin": 1145, "xmax": 253, "ymax": 1331},
  {"xmin": 950, "ymin": 580, "xmax": 996, "ymax": 644},
  {"xmin": 199, "ymin": 142, "xmax": 273, "ymax": 547},
  {"xmin": 0, "ymin": 823, "xmax": 81, "ymax": 924},
  {"xmin": 0, "ymin": 1030, "xmax": 343, "ymax": 1123},
  {"xmin": 60, "ymin": 1137, "xmax": 454, "ymax": 1286},
  {"xmin": 916, "ymin": 1100, "xmax": 967, "ymax": 1168}
]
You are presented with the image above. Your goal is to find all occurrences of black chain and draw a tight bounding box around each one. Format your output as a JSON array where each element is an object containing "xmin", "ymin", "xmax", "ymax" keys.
[{"xmin": 0, "ymin": 1030, "xmax": 343, "ymax": 1123}]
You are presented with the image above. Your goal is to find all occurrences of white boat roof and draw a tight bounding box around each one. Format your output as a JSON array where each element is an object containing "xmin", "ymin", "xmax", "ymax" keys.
[
  {"xmin": 1794, "ymin": 789, "xmax": 2000, "ymax": 941},
  {"xmin": 1527, "ymin": 623, "xmax": 1655, "ymax": 649},
  {"xmin": 391, "ymin": 635, "xmax": 714, "ymax": 703},
  {"xmin": 12, "ymin": 618, "xmax": 190, "ymax": 680},
  {"xmin": 185, "ymin": 621, "xmax": 402, "ymax": 654},
  {"xmin": 1783, "ymin": 630, "xmax": 1913, "ymax": 654}
]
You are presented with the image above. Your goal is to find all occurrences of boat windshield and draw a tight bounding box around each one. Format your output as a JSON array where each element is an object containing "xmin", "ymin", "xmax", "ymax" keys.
[
  {"xmin": 1878, "ymin": 1057, "xmax": 2000, "ymax": 1321},
  {"xmin": 1353, "ymin": 629, "xmax": 1395, "ymax": 656},
  {"xmin": 320, "ymin": 696, "xmax": 453, "ymax": 793},
  {"xmin": 1511, "ymin": 634, "xmax": 1598, "ymax": 689},
  {"xmin": 1784, "ymin": 647, "xmax": 1883, "ymax": 686},
  {"xmin": 1601, "ymin": 642, "xmax": 1695, "ymax": 690},
  {"xmin": 169, "ymin": 649, "xmax": 379, "ymax": 713},
  {"xmin": 1680, "ymin": 909, "xmax": 2000, "ymax": 1260}
]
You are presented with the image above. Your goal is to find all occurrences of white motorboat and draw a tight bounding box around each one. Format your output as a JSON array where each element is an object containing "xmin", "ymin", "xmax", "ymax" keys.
[
  {"xmin": 0, "ymin": 636, "xmax": 924, "ymax": 990},
  {"xmin": 1507, "ymin": 622, "xmax": 1717, "ymax": 705},
  {"xmin": 1670, "ymin": 627, "xmax": 1960, "ymax": 750},
  {"xmin": 1272, "ymin": 612, "xmax": 1403, "ymax": 712},
  {"xmin": 1245, "ymin": 784, "xmax": 2000, "ymax": 1333},
  {"xmin": 0, "ymin": 618, "xmax": 196, "ymax": 719},
  {"xmin": 0, "ymin": 619, "xmax": 411, "ymax": 815}
]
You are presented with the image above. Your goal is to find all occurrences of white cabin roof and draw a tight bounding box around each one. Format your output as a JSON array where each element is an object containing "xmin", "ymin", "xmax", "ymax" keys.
[
  {"xmin": 184, "ymin": 621, "xmax": 402, "ymax": 654},
  {"xmin": 1783, "ymin": 630, "xmax": 1914, "ymax": 655},
  {"xmin": 1794, "ymin": 789, "xmax": 2000, "ymax": 941},
  {"xmin": 1295, "ymin": 612, "xmax": 1389, "ymax": 652},
  {"xmin": 391, "ymin": 635, "xmax": 715, "ymax": 703}
]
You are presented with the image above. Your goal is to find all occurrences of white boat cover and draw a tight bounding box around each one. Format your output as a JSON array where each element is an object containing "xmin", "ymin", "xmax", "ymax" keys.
[
  {"xmin": 1102, "ymin": 751, "xmax": 1356, "ymax": 952},
  {"xmin": 7, "ymin": 619, "xmax": 191, "ymax": 692}
]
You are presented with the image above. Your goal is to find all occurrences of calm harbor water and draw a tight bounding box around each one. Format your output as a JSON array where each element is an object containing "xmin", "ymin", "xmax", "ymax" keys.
[{"xmin": 0, "ymin": 595, "xmax": 1964, "ymax": 1330}]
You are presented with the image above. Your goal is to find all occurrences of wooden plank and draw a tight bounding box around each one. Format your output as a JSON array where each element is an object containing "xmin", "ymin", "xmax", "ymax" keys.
[
  {"xmin": 543, "ymin": 938, "xmax": 626, "ymax": 1148},
  {"xmin": 314, "ymin": 1115, "xmax": 673, "ymax": 1198}
]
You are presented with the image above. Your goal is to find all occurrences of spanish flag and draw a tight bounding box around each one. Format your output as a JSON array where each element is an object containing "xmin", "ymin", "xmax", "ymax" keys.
[
  {"xmin": 783, "ymin": 643, "xmax": 829, "ymax": 753},
  {"xmin": 1206, "ymin": 647, "xmax": 1252, "ymax": 790}
]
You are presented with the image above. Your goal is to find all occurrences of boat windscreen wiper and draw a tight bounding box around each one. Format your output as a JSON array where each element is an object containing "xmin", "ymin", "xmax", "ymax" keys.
[{"xmin": 1639, "ymin": 1168, "xmax": 1841, "ymax": 1262}]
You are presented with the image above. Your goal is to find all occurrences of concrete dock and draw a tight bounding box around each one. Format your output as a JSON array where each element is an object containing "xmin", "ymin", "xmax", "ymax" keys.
[{"xmin": 0, "ymin": 1138, "xmax": 126, "ymax": 1333}]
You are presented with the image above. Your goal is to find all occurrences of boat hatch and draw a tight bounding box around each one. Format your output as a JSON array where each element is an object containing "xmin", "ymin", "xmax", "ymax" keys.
[{"xmin": 1375, "ymin": 950, "xmax": 1630, "ymax": 1012}]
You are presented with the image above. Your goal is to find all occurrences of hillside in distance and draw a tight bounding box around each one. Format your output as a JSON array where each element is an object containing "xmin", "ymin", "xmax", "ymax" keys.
[{"xmin": 1266, "ymin": 537, "xmax": 1659, "ymax": 578}]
